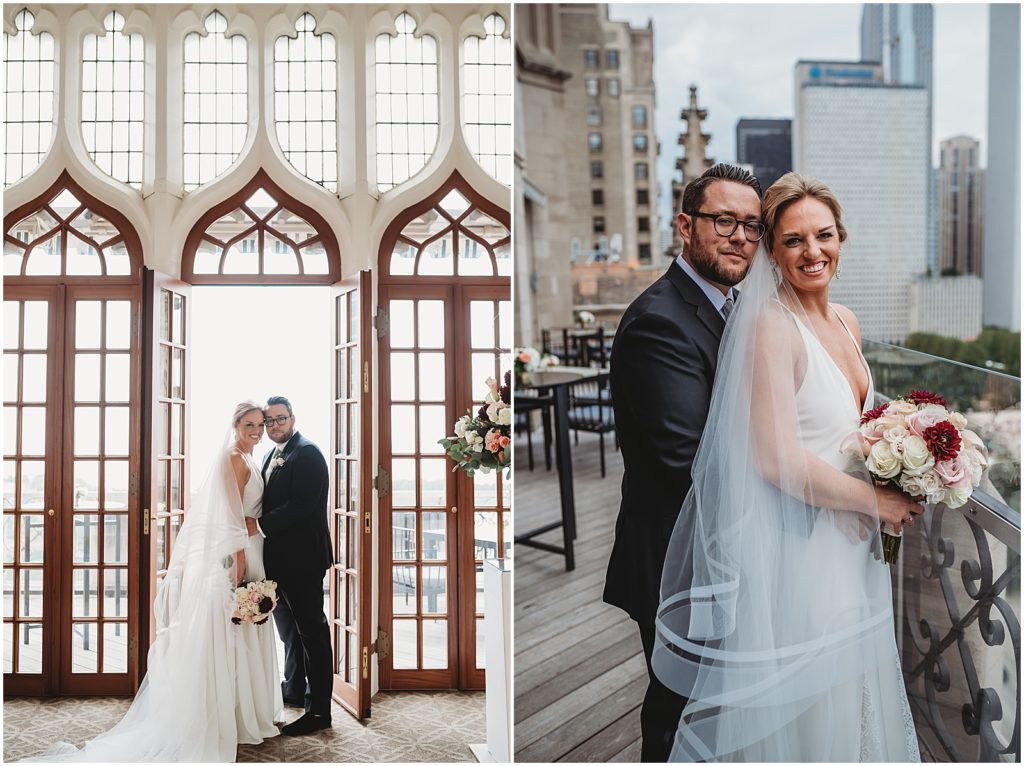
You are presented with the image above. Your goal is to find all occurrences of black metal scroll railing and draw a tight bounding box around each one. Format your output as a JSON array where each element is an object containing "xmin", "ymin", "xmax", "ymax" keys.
[{"xmin": 897, "ymin": 492, "xmax": 1021, "ymax": 762}]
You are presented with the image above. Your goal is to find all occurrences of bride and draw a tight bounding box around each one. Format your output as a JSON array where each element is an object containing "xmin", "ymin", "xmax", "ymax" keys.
[
  {"xmin": 654, "ymin": 174, "xmax": 923, "ymax": 761},
  {"xmin": 28, "ymin": 402, "xmax": 282, "ymax": 762}
]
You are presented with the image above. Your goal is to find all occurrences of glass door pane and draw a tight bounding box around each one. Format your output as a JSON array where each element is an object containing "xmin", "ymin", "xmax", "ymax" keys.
[
  {"xmin": 63, "ymin": 288, "xmax": 139, "ymax": 693},
  {"xmin": 3, "ymin": 293, "xmax": 57, "ymax": 693},
  {"xmin": 330, "ymin": 272, "xmax": 371, "ymax": 718},
  {"xmin": 380, "ymin": 286, "xmax": 457, "ymax": 688}
]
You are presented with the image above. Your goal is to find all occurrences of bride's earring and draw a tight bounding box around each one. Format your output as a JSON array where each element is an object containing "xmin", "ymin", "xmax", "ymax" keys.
[
  {"xmin": 769, "ymin": 257, "xmax": 780, "ymax": 280},
  {"xmin": 835, "ymin": 259, "xmax": 842, "ymax": 280}
]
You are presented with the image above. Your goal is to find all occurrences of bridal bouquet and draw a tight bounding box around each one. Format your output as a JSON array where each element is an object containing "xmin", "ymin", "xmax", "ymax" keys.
[
  {"xmin": 514, "ymin": 347, "xmax": 557, "ymax": 386},
  {"xmin": 439, "ymin": 372, "xmax": 511, "ymax": 478},
  {"xmin": 840, "ymin": 390, "xmax": 988, "ymax": 563},
  {"xmin": 231, "ymin": 580, "xmax": 278, "ymax": 625}
]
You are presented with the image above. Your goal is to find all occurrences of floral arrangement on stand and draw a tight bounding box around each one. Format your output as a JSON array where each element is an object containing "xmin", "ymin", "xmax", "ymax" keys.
[
  {"xmin": 840, "ymin": 389, "xmax": 988, "ymax": 563},
  {"xmin": 231, "ymin": 580, "xmax": 278, "ymax": 625},
  {"xmin": 574, "ymin": 309, "xmax": 597, "ymax": 329},
  {"xmin": 514, "ymin": 347, "xmax": 558, "ymax": 386},
  {"xmin": 439, "ymin": 372, "xmax": 512, "ymax": 478}
]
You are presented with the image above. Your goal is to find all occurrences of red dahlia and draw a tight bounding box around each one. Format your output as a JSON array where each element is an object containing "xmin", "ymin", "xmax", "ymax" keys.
[
  {"xmin": 907, "ymin": 390, "xmax": 948, "ymax": 408},
  {"xmin": 923, "ymin": 421, "xmax": 961, "ymax": 461},
  {"xmin": 860, "ymin": 404, "xmax": 888, "ymax": 425}
]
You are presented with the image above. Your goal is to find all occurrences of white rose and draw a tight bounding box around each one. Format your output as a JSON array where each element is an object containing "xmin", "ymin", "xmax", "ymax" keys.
[
  {"xmin": 949, "ymin": 411, "xmax": 968, "ymax": 430},
  {"xmin": 472, "ymin": 442, "xmax": 484, "ymax": 453},
  {"xmin": 944, "ymin": 484, "xmax": 973, "ymax": 509},
  {"xmin": 486, "ymin": 402, "xmax": 501, "ymax": 423},
  {"xmin": 887, "ymin": 400, "xmax": 918, "ymax": 417},
  {"xmin": 498, "ymin": 407, "xmax": 512, "ymax": 426},
  {"xmin": 882, "ymin": 425, "xmax": 909, "ymax": 452},
  {"xmin": 961, "ymin": 447, "xmax": 985, "ymax": 484},
  {"xmin": 454, "ymin": 418, "xmax": 468, "ymax": 438},
  {"xmin": 902, "ymin": 470, "xmax": 943, "ymax": 503},
  {"xmin": 866, "ymin": 440, "xmax": 901, "ymax": 479},
  {"xmin": 900, "ymin": 435, "xmax": 935, "ymax": 476}
]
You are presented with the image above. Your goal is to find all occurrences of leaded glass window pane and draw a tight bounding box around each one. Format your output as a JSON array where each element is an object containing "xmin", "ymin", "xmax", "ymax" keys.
[
  {"xmin": 461, "ymin": 14, "xmax": 511, "ymax": 186},
  {"xmin": 3, "ymin": 10, "xmax": 56, "ymax": 187},
  {"xmin": 183, "ymin": 11, "xmax": 248, "ymax": 191},
  {"xmin": 274, "ymin": 13, "xmax": 338, "ymax": 192},
  {"xmin": 81, "ymin": 12, "xmax": 144, "ymax": 188},
  {"xmin": 374, "ymin": 13, "xmax": 438, "ymax": 192}
]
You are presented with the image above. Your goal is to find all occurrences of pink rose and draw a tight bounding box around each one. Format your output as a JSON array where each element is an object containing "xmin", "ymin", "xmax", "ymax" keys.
[
  {"xmin": 906, "ymin": 405, "xmax": 948, "ymax": 439},
  {"xmin": 933, "ymin": 457, "xmax": 966, "ymax": 487},
  {"xmin": 250, "ymin": 592, "xmax": 262, "ymax": 604},
  {"xmin": 498, "ymin": 435, "xmax": 510, "ymax": 449},
  {"xmin": 860, "ymin": 415, "xmax": 902, "ymax": 445},
  {"xmin": 485, "ymin": 430, "xmax": 502, "ymax": 453}
]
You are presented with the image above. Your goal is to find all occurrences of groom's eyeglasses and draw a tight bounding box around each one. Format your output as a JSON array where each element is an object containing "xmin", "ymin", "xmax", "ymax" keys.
[
  {"xmin": 691, "ymin": 211, "xmax": 767, "ymax": 242},
  {"xmin": 264, "ymin": 415, "xmax": 292, "ymax": 427}
]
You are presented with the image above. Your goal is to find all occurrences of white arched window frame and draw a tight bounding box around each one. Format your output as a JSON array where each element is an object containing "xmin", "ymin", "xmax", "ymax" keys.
[
  {"xmin": 81, "ymin": 11, "xmax": 145, "ymax": 189},
  {"xmin": 272, "ymin": 12, "xmax": 338, "ymax": 192},
  {"xmin": 373, "ymin": 12, "xmax": 439, "ymax": 193},
  {"xmin": 182, "ymin": 10, "xmax": 249, "ymax": 192},
  {"xmin": 3, "ymin": 9, "xmax": 56, "ymax": 188},
  {"xmin": 460, "ymin": 12, "xmax": 511, "ymax": 186}
]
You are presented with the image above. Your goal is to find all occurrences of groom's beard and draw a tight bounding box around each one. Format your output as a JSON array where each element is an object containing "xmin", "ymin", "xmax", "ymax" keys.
[
  {"xmin": 268, "ymin": 427, "xmax": 295, "ymax": 444},
  {"xmin": 686, "ymin": 229, "xmax": 750, "ymax": 287}
]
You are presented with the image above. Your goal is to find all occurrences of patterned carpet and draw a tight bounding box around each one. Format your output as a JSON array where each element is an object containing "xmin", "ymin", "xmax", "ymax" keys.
[{"xmin": 3, "ymin": 691, "xmax": 485, "ymax": 762}]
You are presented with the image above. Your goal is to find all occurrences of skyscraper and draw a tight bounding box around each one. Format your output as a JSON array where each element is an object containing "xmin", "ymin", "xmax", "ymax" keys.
[
  {"xmin": 983, "ymin": 3, "xmax": 1021, "ymax": 331},
  {"xmin": 861, "ymin": 4, "xmax": 936, "ymax": 272},
  {"xmin": 793, "ymin": 60, "xmax": 928, "ymax": 344},
  {"xmin": 937, "ymin": 136, "xmax": 984, "ymax": 276},
  {"xmin": 735, "ymin": 118, "xmax": 791, "ymax": 190}
]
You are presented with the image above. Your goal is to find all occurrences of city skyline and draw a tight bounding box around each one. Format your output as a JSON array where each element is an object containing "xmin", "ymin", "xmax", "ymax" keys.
[{"xmin": 608, "ymin": 3, "xmax": 989, "ymax": 225}]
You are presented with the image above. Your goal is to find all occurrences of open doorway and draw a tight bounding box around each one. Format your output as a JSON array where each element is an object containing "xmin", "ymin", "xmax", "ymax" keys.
[{"xmin": 190, "ymin": 285, "xmax": 331, "ymax": 678}]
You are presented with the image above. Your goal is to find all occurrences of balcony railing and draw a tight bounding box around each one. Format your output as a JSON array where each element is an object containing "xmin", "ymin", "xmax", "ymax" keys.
[{"xmin": 865, "ymin": 341, "xmax": 1020, "ymax": 762}]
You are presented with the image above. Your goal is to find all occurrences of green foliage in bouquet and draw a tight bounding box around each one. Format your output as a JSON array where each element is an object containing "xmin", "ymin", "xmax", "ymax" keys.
[{"xmin": 439, "ymin": 371, "xmax": 512, "ymax": 478}]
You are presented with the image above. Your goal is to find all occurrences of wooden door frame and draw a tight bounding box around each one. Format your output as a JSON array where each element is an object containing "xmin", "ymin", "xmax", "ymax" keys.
[
  {"xmin": 3, "ymin": 285, "xmax": 65, "ymax": 696},
  {"xmin": 453, "ymin": 284, "xmax": 509, "ymax": 691},
  {"xmin": 58, "ymin": 285, "xmax": 142, "ymax": 695}
]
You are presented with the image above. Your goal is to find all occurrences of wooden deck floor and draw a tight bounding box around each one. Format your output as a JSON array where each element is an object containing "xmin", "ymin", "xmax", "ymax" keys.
[{"xmin": 513, "ymin": 429, "xmax": 644, "ymax": 762}]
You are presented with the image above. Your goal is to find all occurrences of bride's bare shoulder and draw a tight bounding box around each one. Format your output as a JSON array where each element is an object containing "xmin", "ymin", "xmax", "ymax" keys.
[{"xmin": 831, "ymin": 303, "xmax": 862, "ymax": 343}]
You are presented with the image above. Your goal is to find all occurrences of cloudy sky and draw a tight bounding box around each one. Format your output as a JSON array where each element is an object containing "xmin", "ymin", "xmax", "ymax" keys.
[{"xmin": 607, "ymin": 3, "xmax": 991, "ymax": 223}]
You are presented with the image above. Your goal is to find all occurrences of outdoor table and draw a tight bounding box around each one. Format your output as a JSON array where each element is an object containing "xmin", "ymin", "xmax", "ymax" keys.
[{"xmin": 514, "ymin": 366, "xmax": 605, "ymax": 571}]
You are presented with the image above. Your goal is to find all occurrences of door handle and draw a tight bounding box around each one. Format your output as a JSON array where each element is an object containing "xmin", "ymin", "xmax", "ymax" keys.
[
  {"xmin": 47, "ymin": 508, "xmax": 55, "ymax": 517},
  {"xmin": 450, "ymin": 505, "xmax": 457, "ymax": 515}
]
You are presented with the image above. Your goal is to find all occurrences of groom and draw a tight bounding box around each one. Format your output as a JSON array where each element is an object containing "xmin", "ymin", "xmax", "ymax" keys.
[
  {"xmin": 246, "ymin": 395, "xmax": 334, "ymax": 735},
  {"xmin": 603, "ymin": 164, "xmax": 763, "ymax": 761}
]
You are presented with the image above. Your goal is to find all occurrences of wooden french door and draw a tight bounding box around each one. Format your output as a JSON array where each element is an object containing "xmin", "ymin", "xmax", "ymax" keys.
[
  {"xmin": 330, "ymin": 271, "xmax": 373, "ymax": 718},
  {"xmin": 139, "ymin": 271, "xmax": 191, "ymax": 662},
  {"xmin": 3, "ymin": 285, "xmax": 142, "ymax": 695},
  {"xmin": 377, "ymin": 285, "xmax": 510, "ymax": 690}
]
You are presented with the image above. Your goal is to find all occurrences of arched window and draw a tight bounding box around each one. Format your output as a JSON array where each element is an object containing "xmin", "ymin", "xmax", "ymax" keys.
[
  {"xmin": 81, "ymin": 11, "xmax": 144, "ymax": 188},
  {"xmin": 461, "ymin": 13, "xmax": 511, "ymax": 185},
  {"xmin": 273, "ymin": 13, "xmax": 337, "ymax": 192},
  {"xmin": 386, "ymin": 185, "xmax": 510, "ymax": 278},
  {"xmin": 3, "ymin": 9, "xmax": 56, "ymax": 187},
  {"xmin": 374, "ymin": 13, "xmax": 438, "ymax": 192},
  {"xmin": 182, "ymin": 11, "xmax": 248, "ymax": 191},
  {"xmin": 182, "ymin": 169, "xmax": 340, "ymax": 284},
  {"xmin": 4, "ymin": 171, "xmax": 142, "ymax": 281}
]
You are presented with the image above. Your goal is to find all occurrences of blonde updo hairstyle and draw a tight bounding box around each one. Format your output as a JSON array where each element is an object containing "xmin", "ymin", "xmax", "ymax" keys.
[
  {"xmin": 761, "ymin": 172, "xmax": 848, "ymax": 254},
  {"xmin": 232, "ymin": 401, "xmax": 263, "ymax": 428}
]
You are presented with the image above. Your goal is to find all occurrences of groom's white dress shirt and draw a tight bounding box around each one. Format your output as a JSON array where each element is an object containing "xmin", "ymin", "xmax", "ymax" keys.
[{"xmin": 675, "ymin": 254, "xmax": 736, "ymax": 316}]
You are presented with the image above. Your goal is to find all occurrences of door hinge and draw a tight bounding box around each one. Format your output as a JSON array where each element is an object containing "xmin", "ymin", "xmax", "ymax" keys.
[
  {"xmin": 373, "ymin": 307, "xmax": 389, "ymax": 340},
  {"xmin": 362, "ymin": 646, "xmax": 369, "ymax": 679},
  {"xmin": 143, "ymin": 508, "xmax": 150, "ymax": 536},
  {"xmin": 129, "ymin": 472, "xmax": 138, "ymax": 499},
  {"xmin": 363, "ymin": 361, "xmax": 369, "ymax": 394},
  {"xmin": 131, "ymin": 308, "xmax": 139, "ymax": 339},
  {"xmin": 373, "ymin": 466, "xmax": 390, "ymax": 498},
  {"xmin": 374, "ymin": 628, "xmax": 391, "ymax": 661},
  {"xmin": 363, "ymin": 510, "xmax": 371, "ymax": 534}
]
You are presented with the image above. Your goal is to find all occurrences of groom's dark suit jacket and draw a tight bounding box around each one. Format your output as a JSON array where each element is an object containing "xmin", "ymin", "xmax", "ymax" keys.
[
  {"xmin": 260, "ymin": 432, "xmax": 332, "ymax": 582},
  {"xmin": 604, "ymin": 261, "xmax": 727, "ymax": 627}
]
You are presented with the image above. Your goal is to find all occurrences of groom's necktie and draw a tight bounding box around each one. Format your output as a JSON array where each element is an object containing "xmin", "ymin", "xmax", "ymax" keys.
[{"xmin": 721, "ymin": 294, "xmax": 735, "ymax": 322}]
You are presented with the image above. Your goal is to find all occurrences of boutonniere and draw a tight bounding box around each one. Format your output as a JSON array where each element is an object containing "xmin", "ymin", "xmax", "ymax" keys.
[{"xmin": 274, "ymin": 456, "xmax": 286, "ymax": 468}]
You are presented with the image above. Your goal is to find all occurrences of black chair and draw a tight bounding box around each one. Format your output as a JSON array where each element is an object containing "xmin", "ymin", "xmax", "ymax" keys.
[
  {"xmin": 566, "ymin": 373, "xmax": 617, "ymax": 478},
  {"xmin": 515, "ymin": 393, "xmax": 553, "ymax": 471}
]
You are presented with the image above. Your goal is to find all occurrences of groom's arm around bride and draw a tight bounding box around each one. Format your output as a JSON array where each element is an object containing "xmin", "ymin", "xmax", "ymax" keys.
[{"xmin": 602, "ymin": 164, "xmax": 764, "ymax": 762}]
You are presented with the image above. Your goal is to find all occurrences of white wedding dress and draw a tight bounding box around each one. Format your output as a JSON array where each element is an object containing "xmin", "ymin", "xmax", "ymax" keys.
[
  {"xmin": 26, "ymin": 449, "xmax": 281, "ymax": 762},
  {"xmin": 655, "ymin": 248, "xmax": 921, "ymax": 762}
]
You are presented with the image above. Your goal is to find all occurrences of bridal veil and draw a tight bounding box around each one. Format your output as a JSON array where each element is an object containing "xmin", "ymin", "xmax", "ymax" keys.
[
  {"xmin": 654, "ymin": 248, "xmax": 911, "ymax": 761},
  {"xmin": 26, "ymin": 434, "xmax": 249, "ymax": 762}
]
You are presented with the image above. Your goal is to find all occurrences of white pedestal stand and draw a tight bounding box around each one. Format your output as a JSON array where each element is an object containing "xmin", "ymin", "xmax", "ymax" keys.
[{"xmin": 470, "ymin": 559, "xmax": 512, "ymax": 763}]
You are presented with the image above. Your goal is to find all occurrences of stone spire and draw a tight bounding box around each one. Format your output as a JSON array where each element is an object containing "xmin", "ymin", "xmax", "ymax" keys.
[{"xmin": 668, "ymin": 85, "xmax": 714, "ymax": 255}]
